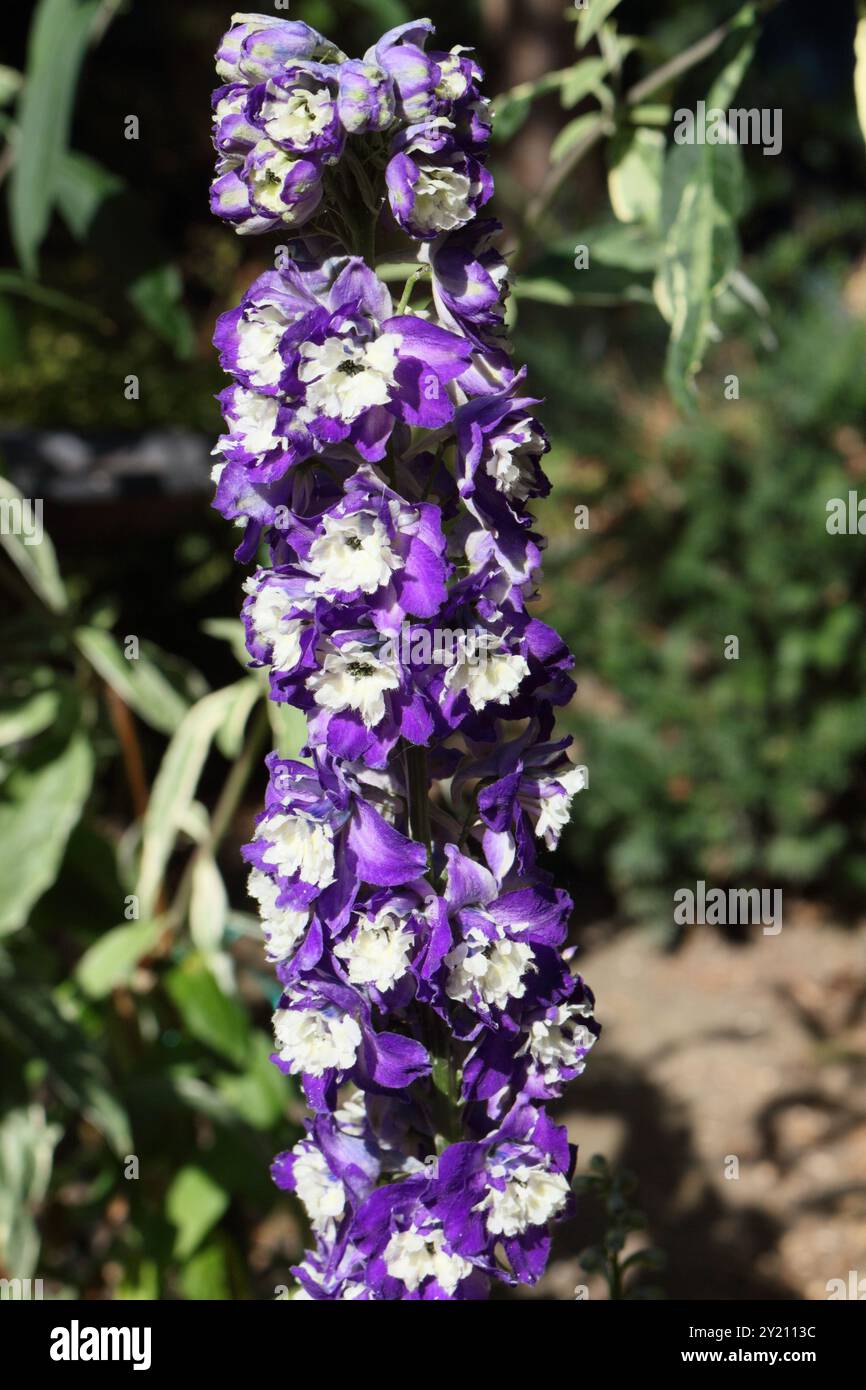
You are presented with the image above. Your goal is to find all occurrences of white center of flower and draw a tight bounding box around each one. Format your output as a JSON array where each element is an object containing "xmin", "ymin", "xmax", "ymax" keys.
[
  {"xmin": 412, "ymin": 164, "xmax": 473, "ymax": 232},
  {"xmin": 481, "ymin": 1163, "xmax": 570, "ymax": 1237},
  {"xmin": 247, "ymin": 868, "xmax": 309, "ymax": 962},
  {"xmin": 245, "ymin": 578, "xmax": 309, "ymax": 670},
  {"xmin": 333, "ymin": 1089, "xmax": 367, "ymax": 1136},
  {"xmin": 523, "ymin": 1004, "xmax": 597, "ymax": 1082},
  {"xmin": 298, "ymin": 333, "xmax": 401, "ymax": 423},
  {"xmin": 436, "ymin": 56, "xmax": 471, "ymax": 102},
  {"xmin": 292, "ymin": 1143, "xmax": 346, "ymax": 1231},
  {"xmin": 262, "ymin": 86, "xmax": 333, "ymax": 148},
  {"xmin": 443, "ymin": 637, "xmax": 529, "ymax": 712},
  {"xmin": 237, "ymin": 306, "xmax": 287, "ymax": 389},
  {"xmin": 256, "ymin": 812, "xmax": 335, "ymax": 887},
  {"xmin": 229, "ymin": 388, "xmax": 284, "ymax": 456},
  {"xmin": 445, "ymin": 927, "xmax": 535, "ymax": 1010},
  {"xmin": 215, "ymin": 90, "xmax": 247, "ymax": 124},
  {"xmin": 307, "ymin": 641, "xmax": 400, "ymax": 728},
  {"xmin": 249, "ymin": 141, "xmax": 301, "ymax": 214},
  {"xmin": 306, "ymin": 511, "xmax": 401, "ymax": 595},
  {"xmin": 272, "ymin": 1005, "xmax": 362, "ymax": 1076},
  {"xmin": 534, "ymin": 765, "xmax": 587, "ymax": 843},
  {"xmin": 384, "ymin": 1225, "xmax": 472, "ymax": 1294},
  {"xmin": 334, "ymin": 906, "xmax": 413, "ymax": 992},
  {"xmin": 484, "ymin": 423, "xmax": 544, "ymax": 500}
]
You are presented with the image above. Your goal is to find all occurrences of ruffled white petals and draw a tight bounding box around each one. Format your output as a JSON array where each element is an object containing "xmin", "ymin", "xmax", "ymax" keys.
[
  {"xmin": 445, "ymin": 927, "xmax": 534, "ymax": 1010},
  {"xmin": 256, "ymin": 812, "xmax": 336, "ymax": 887},
  {"xmin": 307, "ymin": 510, "xmax": 401, "ymax": 595},
  {"xmin": 298, "ymin": 333, "xmax": 400, "ymax": 423},
  {"xmin": 334, "ymin": 906, "xmax": 413, "ymax": 991},
  {"xmin": 384, "ymin": 1226, "xmax": 472, "ymax": 1294},
  {"xmin": 273, "ymin": 1005, "xmax": 362, "ymax": 1076},
  {"xmin": 308, "ymin": 641, "xmax": 401, "ymax": 727},
  {"xmin": 480, "ymin": 1163, "xmax": 570, "ymax": 1237}
]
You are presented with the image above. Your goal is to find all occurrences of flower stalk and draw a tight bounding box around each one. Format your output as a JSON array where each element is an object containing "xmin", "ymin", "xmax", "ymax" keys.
[{"xmin": 209, "ymin": 12, "xmax": 599, "ymax": 1301}]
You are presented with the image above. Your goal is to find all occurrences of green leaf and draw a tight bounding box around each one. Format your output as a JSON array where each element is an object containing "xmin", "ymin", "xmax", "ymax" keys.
[
  {"xmin": 128, "ymin": 264, "xmax": 194, "ymax": 359},
  {"xmin": 216, "ymin": 1038, "xmax": 287, "ymax": 1130},
  {"xmin": 373, "ymin": 260, "xmax": 420, "ymax": 283},
  {"xmin": 654, "ymin": 13, "xmax": 757, "ymax": 412},
  {"xmin": 55, "ymin": 149, "xmax": 122, "ymax": 239},
  {"xmin": 493, "ymin": 70, "xmax": 574, "ymax": 143},
  {"xmin": 608, "ymin": 127, "xmax": 665, "ymax": 228},
  {"xmin": 0, "ymin": 66, "xmax": 23, "ymax": 107},
  {"xmin": 0, "ymin": 977, "xmax": 132, "ymax": 1154},
  {"xmin": 584, "ymin": 221, "xmax": 661, "ymax": 272},
  {"xmin": 0, "ymin": 1105, "xmax": 62, "ymax": 1278},
  {"xmin": 75, "ymin": 919, "xmax": 163, "ymax": 998},
  {"xmin": 492, "ymin": 91, "xmax": 533, "ymax": 143},
  {"xmin": 656, "ymin": 135, "xmax": 744, "ymax": 411},
  {"xmin": 560, "ymin": 58, "xmax": 610, "ymax": 110},
  {"xmin": 115, "ymin": 1259, "xmax": 159, "ymax": 1300},
  {"xmin": 215, "ymin": 677, "xmax": 262, "ymax": 760},
  {"xmin": 0, "ymin": 734, "xmax": 93, "ymax": 936},
  {"xmin": 550, "ymin": 113, "xmax": 603, "ymax": 164},
  {"xmin": 856, "ymin": 4, "xmax": 866, "ymax": 148},
  {"xmin": 166, "ymin": 1166, "xmax": 229, "ymax": 1261},
  {"xmin": 179, "ymin": 1236, "xmax": 234, "ymax": 1300},
  {"xmin": 165, "ymin": 954, "xmax": 251, "ymax": 1068},
  {"xmin": 0, "ymin": 475, "xmax": 68, "ymax": 612},
  {"xmin": 629, "ymin": 103, "xmax": 671, "ymax": 127},
  {"xmin": 576, "ymin": 0, "xmax": 623, "ymax": 47},
  {"xmin": 0, "ymin": 689, "xmax": 60, "ymax": 748},
  {"xmin": 706, "ymin": 5, "xmax": 759, "ymax": 112},
  {"xmin": 75, "ymin": 626, "xmax": 190, "ymax": 736},
  {"xmin": 514, "ymin": 277, "xmax": 581, "ymax": 308},
  {"xmin": 268, "ymin": 699, "xmax": 309, "ymax": 761},
  {"xmin": 10, "ymin": 0, "xmax": 100, "ymax": 274},
  {"xmin": 136, "ymin": 682, "xmax": 249, "ymax": 917},
  {"xmin": 514, "ymin": 259, "xmax": 653, "ymax": 307},
  {"xmin": 189, "ymin": 852, "xmax": 228, "ymax": 961}
]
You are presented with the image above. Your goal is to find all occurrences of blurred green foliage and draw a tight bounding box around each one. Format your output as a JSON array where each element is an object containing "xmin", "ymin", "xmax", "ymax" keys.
[
  {"xmin": 575, "ymin": 1153, "xmax": 666, "ymax": 1299},
  {"xmin": 535, "ymin": 243, "xmax": 866, "ymax": 927},
  {"xmin": 0, "ymin": 484, "xmax": 308, "ymax": 1296}
]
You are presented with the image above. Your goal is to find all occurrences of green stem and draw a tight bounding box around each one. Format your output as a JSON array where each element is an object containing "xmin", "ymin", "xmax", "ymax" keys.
[
  {"xmin": 403, "ymin": 741, "xmax": 463, "ymax": 1149},
  {"xmin": 456, "ymin": 787, "xmax": 480, "ymax": 852},
  {"xmin": 397, "ymin": 265, "xmax": 430, "ymax": 315},
  {"xmin": 404, "ymin": 742, "xmax": 432, "ymax": 858}
]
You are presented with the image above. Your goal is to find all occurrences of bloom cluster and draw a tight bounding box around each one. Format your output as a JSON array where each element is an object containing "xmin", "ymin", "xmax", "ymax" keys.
[
  {"xmin": 210, "ymin": 12, "xmax": 598, "ymax": 1301},
  {"xmin": 212, "ymin": 15, "xmax": 491, "ymax": 239}
]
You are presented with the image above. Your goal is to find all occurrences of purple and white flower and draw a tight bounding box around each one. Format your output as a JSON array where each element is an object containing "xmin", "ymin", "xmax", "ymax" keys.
[
  {"xmin": 387, "ymin": 123, "xmax": 494, "ymax": 241},
  {"xmin": 215, "ymin": 16, "xmax": 345, "ymax": 86},
  {"xmin": 210, "ymin": 12, "xmax": 598, "ymax": 1301}
]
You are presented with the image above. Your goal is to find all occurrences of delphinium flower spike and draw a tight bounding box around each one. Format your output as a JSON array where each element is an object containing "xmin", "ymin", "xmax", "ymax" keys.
[{"xmin": 210, "ymin": 11, "xmax": 598, "ymax": 1300}]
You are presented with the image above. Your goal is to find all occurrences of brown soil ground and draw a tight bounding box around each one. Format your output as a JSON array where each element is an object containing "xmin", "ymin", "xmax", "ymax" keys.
[{"xmin": 526, "ymin": 908, "xmax": 866, "ymax": 1300}]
